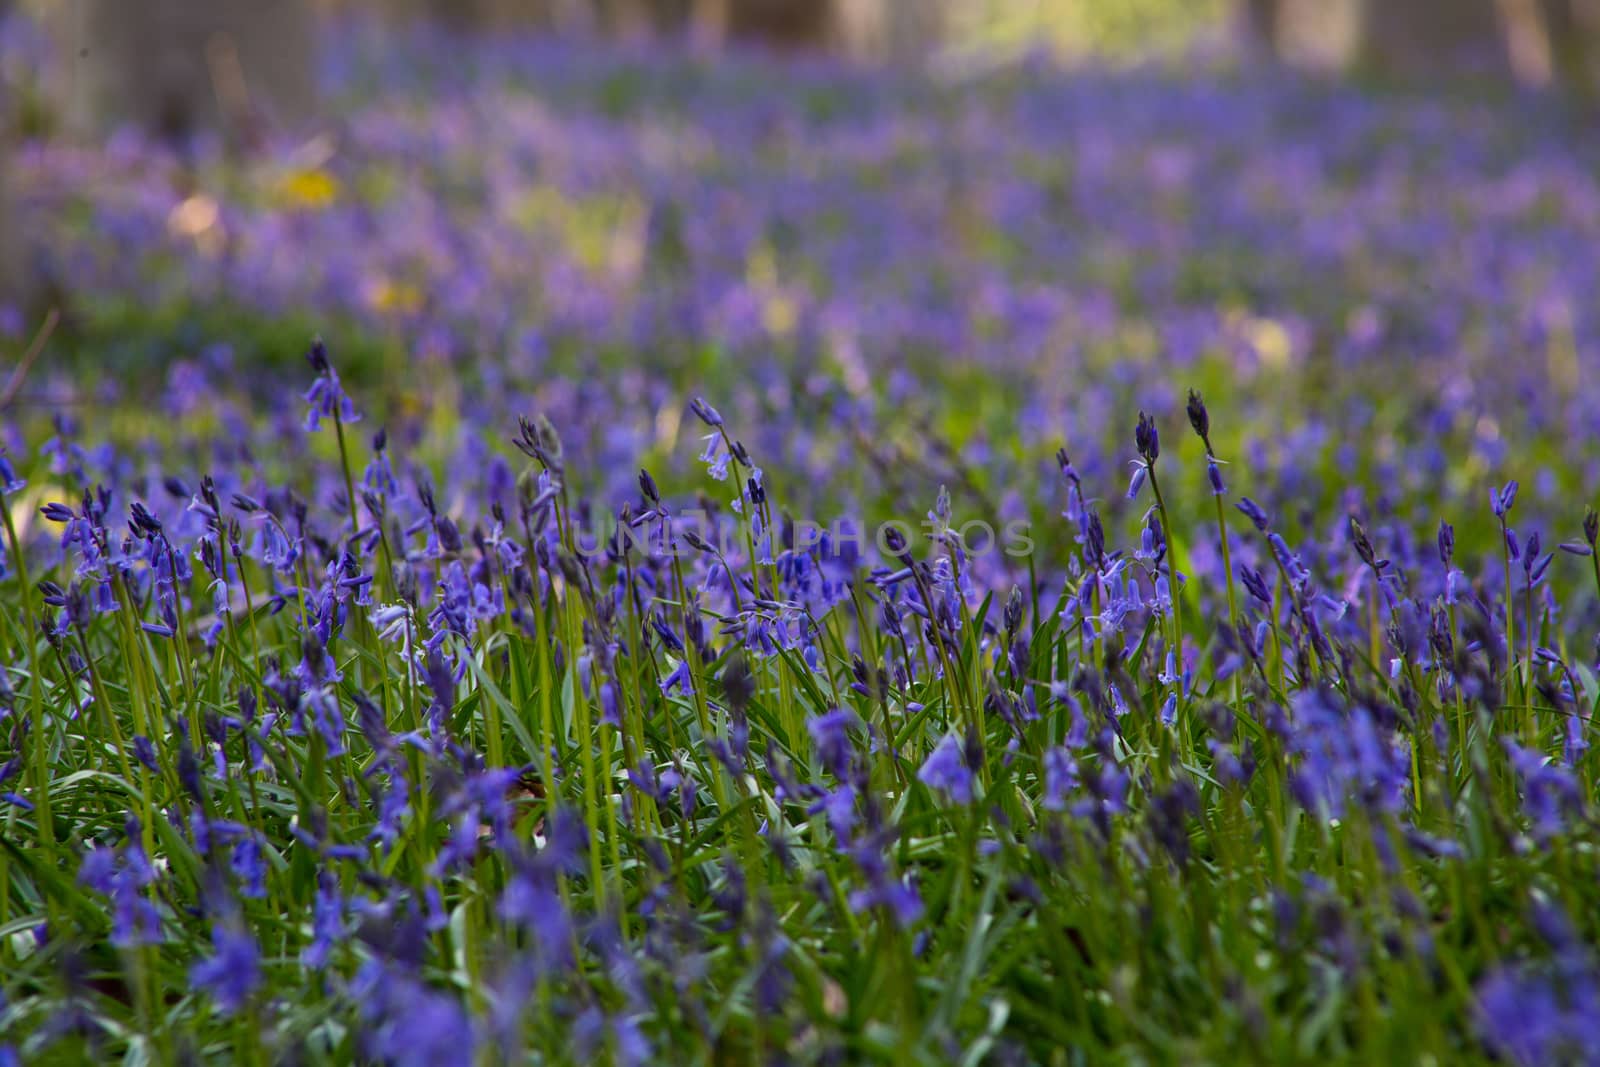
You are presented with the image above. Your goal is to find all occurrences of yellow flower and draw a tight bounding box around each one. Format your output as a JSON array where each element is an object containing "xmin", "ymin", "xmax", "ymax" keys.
[{"xmin": 278, "ymin": 168, "xmax": 341, "ymax": 210}]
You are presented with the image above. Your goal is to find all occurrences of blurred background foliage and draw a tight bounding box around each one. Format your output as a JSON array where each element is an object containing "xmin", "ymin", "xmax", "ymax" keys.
[
  {"xmin": 5, "ymin": 0, "xmax": 1600, "ymax": 121},
  {"xmin": 3, "ymin": 0, "xmax": 1600, "ymax": 311}
]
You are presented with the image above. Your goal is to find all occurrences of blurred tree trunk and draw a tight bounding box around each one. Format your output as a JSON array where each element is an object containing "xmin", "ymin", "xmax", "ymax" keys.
[
  {"xmin": 874, "ymin": 0, "xmax": 947, "ymax": 60},
  {"xmin": 1254, "ymin": 0, "xmax": 1364, "ymax": 70},
  {"xmin": 54, "ymin": 0, "xmax": 316, "ymax": 143},
  {"xmin": 1500, "ymin": 0, "xmax": 1555, "ymax": 82},
  {"xmin": 1358, "ymin": 0, "xmax": 1510, "ymax": 75},
  {"xmin": 1250, "ymin": 0, "xmax": 1536, "ymax": 78},
  {"xmin": 1, "ymin": 0, "xmax": 16, "ymax": 304},
  {"xmin": 1241, "ymin": 0, "xmax": 1281, "ymax": 56},
  {"xmin": 692, "ymin": 0, "xmax": 835, "ymax": 49},
  {"xmin": 1249, "ymin": 0, "xmax": 1600, "ymax": 86},
  {"xmin": 1, "ymin": 134, "xmax": 14, "ymax": 308},
  {"xmin": 1544, "ymin": 0, "xmax": 1600, "ymax": 92},
  {"xmin": 329, "ymin": 0, "xmax": 922, "ymax": 53}
]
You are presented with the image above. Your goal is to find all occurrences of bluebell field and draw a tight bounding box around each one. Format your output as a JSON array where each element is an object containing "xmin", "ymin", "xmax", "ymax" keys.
[{"xmin": 4, "ymin": 13, "xmax": 1600, "ymax": 1066}]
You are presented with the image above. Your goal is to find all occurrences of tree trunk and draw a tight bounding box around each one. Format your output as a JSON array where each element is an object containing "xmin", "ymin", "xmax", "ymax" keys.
[
  {"xmin": 1270, "ymin": 0, "xmax": 1365, "ymax": 70},
  {"xmin": 0, "ymin": 151, "xmax": 14, "ymax": 308},
  {"xmin": 1544, "ymin": 0, "xmax": 1600, "ymax": 92},
  {"xmin": 1242, "ymin": 0, "xmax": 1281, "ymax": 56},
  {"xmin": 1358, "ymin": 0, "xmax": 1510, "ymax": 76},
  {"xmin": 55, "ymin": 0, "xmax": 317, "ymax": 143},
  {"xmin": 1, "ymin": 0, "xmax": 16, "ymax": 305},
  {"xmin": 726, "ymin": 0, "xmax": 834, "ymax": 49}
]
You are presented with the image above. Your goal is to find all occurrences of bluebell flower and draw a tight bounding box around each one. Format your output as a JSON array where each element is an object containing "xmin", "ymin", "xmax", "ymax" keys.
[
  {"xmin": 689, "ymin": 396, "xmax": 724, "ymax": 427},
  {"xmin": 231, "ymin": 836, "xmax": 267, "ymax": 899},
  {"xmin": 500, "ymin": 868, "xmax": 575, "ymax": 975},
  {"xmin": 1236, "ymin": 497, "xmax": 1271, "ymax": 531},
  {"xmin": 303, "ymin": 339, "xmax": 361, "ymax": 433},
  {"xmin": 1042, "ymin": 747, "xmax": 1078, "ymax": 811},
  {"xmin": 1134, "ymin": 411, "xmax": 1160, "ymax": 464},
  {"xmin": 78, "ymin": 827, "xmax": 162, "ymax": 949},
  {"xmin": 303, "ymin": 871, "xmax": 346, "ymax": 970},
  {"xmin": 1186, "ymin": 389, "xmax": 1212, "ymax": 449},
  {"xmin": 1288, "ymin": 689, "xmax": 1409, "ymax": 819},
  {"xmin": 1206, "ymin": 461, "xmax": 1225, "ymax": 496},
  {"xmin": 1503, "ymin": 740, "xmax": 1583, "ymax": 840},
  {"xmin": 0, "ymin": 451, "xmax": 24, "ymax": 495},
  {"xmin": 810, "ymin": 784, "xmax": 858, "ymax": 841},
  {"xmin": 575, "ymin": 1008, "xmax": 651, "ymax": 1067},
  {"xmin": 1491, "ymin": 480, "xmax": 1519, "ymax": 518},
  {"xmin": 1239, "ymin": 564, "xmax": 1272, "ymax": 606},
  {"xmin": 190, "ymin": 923, "xmax": 261, "ymax": 1016},
  {"xmin": 918, "ymin": 733, "xmax": 974, "ymax": 805},
  {"xmin": 807, "ymin": 708, "xmax": 859, "ymax": 779},
  {"xmin": 1476, "ymin": 951, "xmax": 1600, "ymax": 1066},
  {"xmin": 1125, "ymin": 464, "xmax": 1148, "ymax": 500},
  {"xmin": 355, "ymin": 962, "xmax": 477, "ymax": 1067}
]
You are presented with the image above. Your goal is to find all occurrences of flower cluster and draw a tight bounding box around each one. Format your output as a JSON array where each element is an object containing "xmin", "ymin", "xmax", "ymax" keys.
[{"xmin": 2, "ymin": 12, "xmax": 1600, "ymax": 1065}]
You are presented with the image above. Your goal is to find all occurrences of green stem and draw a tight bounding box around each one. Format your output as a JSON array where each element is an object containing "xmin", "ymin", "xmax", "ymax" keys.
[{"xmin": 2, "ymin": 499, "xmax": 54, "ymax": 852}]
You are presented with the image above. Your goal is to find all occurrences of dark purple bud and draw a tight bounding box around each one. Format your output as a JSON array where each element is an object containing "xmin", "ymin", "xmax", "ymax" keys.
[
  {"xmin": 882, "ymin": 525, "xmax": 908, "ymax": 556},
  {"xmin": 306, "ymin": 337, "xmax": 331, "ymax": 376},
  {"xmin": 1134, "ymin": 411, "xmax": 1160, "ymax": 464},
  {"xmin": 1185, "ymin": 389, "xmax": 1211, "ymax": 449},
  {"xmin": 689, "ymin": 397, "xmax": 724, "ymax": 428},
  {"xmin": 722, "ymin": 653, "xmax": 755, "ymax": 714},
  {"xmin": 176, "ymin": 737, "xmax": 205, "ymax": 802},
  {"xmin": 129, "ymin": 502, "xmax": 163, "ymax": 537},
  {"xmin": 436, "ymin": 516, "xmax": 462, "ymax": 554},
  {"xmin": 1349, "ymin": 517, "xmax": 1377, "ymax": 569},
  {"xmin": 1236, "ymin": 497, "xmax": 1270, "ymax": 531},
  {"xmin": 1239, "ymin": 565, "xmax": 1272, "ymax": 606},
  {"xmin": 1492, "ymin": 480, "xmax": 1519, "ymax": 518}
]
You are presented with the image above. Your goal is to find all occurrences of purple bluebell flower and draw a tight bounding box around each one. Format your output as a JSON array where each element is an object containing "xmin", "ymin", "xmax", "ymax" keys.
[
  {"xmin": 1206, "ymin": 461, "xmax": 1225, "ymax": 496},
  {"xmin": 808, "ymin": 708, "xmax": 859, "ymax": 779},
  {"xmin": 1476, "ymin": 950, "xmax": 1600, "ymax": 1065},
  {"xmin": 0, "ymin": 451, "xmax": 23, "ymax": 496},
  {"xmin": 689, "ymin": 397, "xmax": 724, "ymax": 428},
  {"xmin": 1503, "ymin": 740, "xmax": 1583, "ymax": 840},
  {"xmin": 1185, "ymin": 389, "xmax": 1211, "ymax": 452},
  {"xmin": 355, "ymin": 962, "xmax": 477, "ymax": 1067},
  {"xmin": 1492, "ymin": 481, "xmax": 1520, "ymax": 518},
  {"xmin": 1042, "ymin": 746, "xmax": 1078, "ymax": 811},
  {"xmin": 303, "ymin": 340, "xmax": 361, "ymax": 434},
  {"xmin": 1135, "ymin": 411, "xmax": 1160, "ymax": 464},
  {"xmin": 1236, "ymin": 497, "xmax": 1270, "ymax": 531},
  {"xmin": 78, "ymin": 827, "xmax": 163, "ymax": 949},
  {"xmin": 1287, "ymin": 689, "xmax": 1410, "ymax": 819},
  {"xmin": 190, "ymin": 923, "xmax": 261, "ymax": 1015},
  {"xmin": 918, "ymin": 733, "xmax": 974, "ymax": 805}
]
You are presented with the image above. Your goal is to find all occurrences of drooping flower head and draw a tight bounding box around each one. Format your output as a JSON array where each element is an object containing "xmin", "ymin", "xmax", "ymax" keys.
[{"xmin": 303, "ymin": 338, "xmax": 361, "ymax": 433}]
